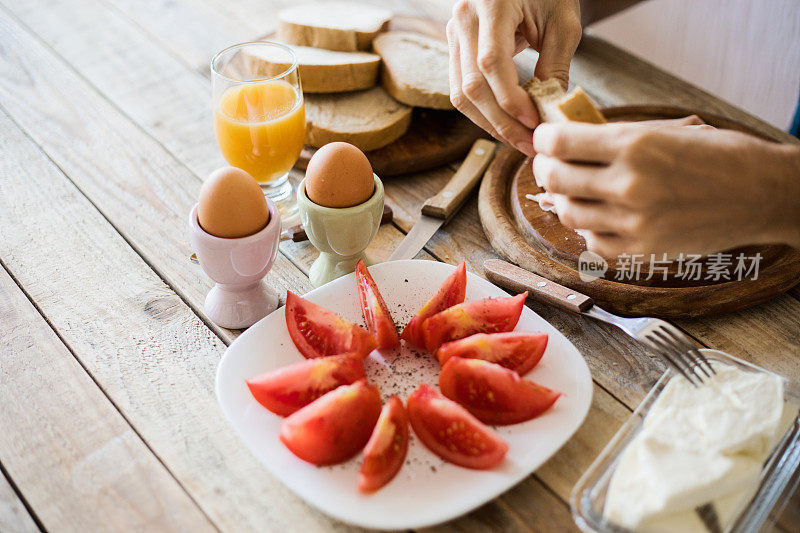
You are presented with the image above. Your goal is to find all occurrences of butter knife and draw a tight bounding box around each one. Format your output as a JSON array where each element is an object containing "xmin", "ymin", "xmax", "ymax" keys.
[{"xmin": 388, "ymin": 139, "xmax": 496, "ymax": 261}]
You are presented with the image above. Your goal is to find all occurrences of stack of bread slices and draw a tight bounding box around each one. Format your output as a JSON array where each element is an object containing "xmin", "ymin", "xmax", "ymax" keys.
[{"xmin": 247, "ymin": 1, "xmax": 453, "ymax": 152}]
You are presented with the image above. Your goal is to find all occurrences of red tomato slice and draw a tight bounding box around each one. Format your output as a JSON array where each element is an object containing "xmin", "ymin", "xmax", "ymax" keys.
[
  {"xmin": 285, "ymin": 291, "xmax": 377, "ymax": 359},
  {"xmin": 280, "ymin": 380, "xmax": 382, "ymax": 466},
  {"xmin": 436, "ymin": 332, "xmax": 548, "ymax": 376},
  {"xmin": 400, "ymin": 262, "xmax": 466, "ymax": 348},
  {"xmin": 356, "ymin": 259, "xmax": 400, "ymax": 350},
  {"xmin": 421, "ymin": 292, "xmax": 528, "ymax": 354},
  {"xmin": 406, "ymin": 384, "xmax": 508, "ymax": 469},
  {"xmin": 358, "ymin": 396, "xmax": 409, "ymax": 493},
  {"xmin": 246, "ymin": 353, "xmax": 366, "ymax": 417},
  {"xmin": 439, "ymin": 357, "xmax": 561, "ymax": 425}
]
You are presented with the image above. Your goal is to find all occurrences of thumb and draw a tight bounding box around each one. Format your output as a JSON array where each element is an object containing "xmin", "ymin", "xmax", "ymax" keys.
[{"xmin": 532, "ymin": 15, "xmax": 582, "ymax": 90}]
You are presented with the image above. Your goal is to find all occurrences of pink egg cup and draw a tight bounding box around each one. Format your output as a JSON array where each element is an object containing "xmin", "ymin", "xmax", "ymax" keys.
[{"xmin": 189, "ymin": 200, "xmax": 281, "ymax": 329}]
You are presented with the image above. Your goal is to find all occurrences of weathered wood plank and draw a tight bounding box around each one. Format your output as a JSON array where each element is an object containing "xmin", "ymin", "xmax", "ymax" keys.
[
  {"xmin": 0, "ymin": 12, "xmax": 347, "ymax": 532},
  {"xmin": 423, "ymin": 500, "xmax": 534, "ymax": 533},
  {"xmin": 12, "ymin": 0, "xmax": 799, "ymax": 530},
  {"xmin": 7, "ymin": 0, "xmax": 230, "ymax": 188},
  {"xmin": 0, "ymin": 271, "xmax": 214, "ymax": 532},
  {"xmin": 0, "ymin": 471, "xmax": 39, "ymax": 533},
  {"xmin": 102, "ymin": 0, "xmax": 416, "ymax": 72},
  {"xmin": 0, "ymin": 129, "xmax": 216, "ymax": 530},
  {"xmin": 500, "ymin": 481, "xmax": 580, "ymax": 533},
  {"xmin": 0, "ymin": 3, "xmax": 621, "ymax": 531},
  {"xmin": 675, "ymin": 295, "xmax": 800, "ymax": 381},
  {"xmin": 0, "ymin": 0, "xmax": 313, "ymax": 348},
  {"xmin": 1, "ymin": 0, "xmax": 643, "ymax": 525},
  {"xmin": 103, "ymin": 0, "xmax": 267, "ymax": 67}
]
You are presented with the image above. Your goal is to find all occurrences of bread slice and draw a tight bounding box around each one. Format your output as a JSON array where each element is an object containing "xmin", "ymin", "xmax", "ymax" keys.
[
  {"xmin": 523, "ymin": 77, "xmax": 606, "ymax": 123},
  {"xmin": 373, "ymin": 32, "xmax": 453, "ymax": 110},
  {"xmin": 277, "ymin": 2, "xmax": 391, "ymax": 52},
  {"xmin": 304, "ymin": 87, "xmax": 412, "ymax": 151},
  {"xmin": 523, "ymin": 77, "xmax": 567, "ymax": 123},
  {"xmin": 244, "ymin": 44, "xmax": 380, "ymax": 93},
  {"xmin": 524, "ymin": 78, "xmax": 606, "ymax": 215},
  {"xmin": 557, "ymin": 87, "xmax": 606, "ymax": 124}
]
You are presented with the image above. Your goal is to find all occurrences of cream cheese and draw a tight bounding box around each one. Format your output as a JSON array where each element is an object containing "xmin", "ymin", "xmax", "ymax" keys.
[{"xmin": 604, "ymin": 363, "xmax": 784, "ymax": 532}]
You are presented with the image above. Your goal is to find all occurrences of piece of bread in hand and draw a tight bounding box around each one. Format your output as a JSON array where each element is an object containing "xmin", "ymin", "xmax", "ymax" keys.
[
  {"xmin": 523, "ymin": 77, "xmax": 606, "ymax": 124},
  {"xmin": 245, "ymin": 44, "xmax": 380, "ymax": 93},
  {"xmin": 372, "ymin": 32, "xmax": 453, "ymax": 110},
  {"xmin": 524, "ymin": 78, "xmax": 606, "ymax": 215},
  {"xmin": 304, "ymin": 87, "xmax": 412, "ymax": 151},
  {"xmin": 277, "ymin": 2, "xmax": 392, "ymax": 52}
]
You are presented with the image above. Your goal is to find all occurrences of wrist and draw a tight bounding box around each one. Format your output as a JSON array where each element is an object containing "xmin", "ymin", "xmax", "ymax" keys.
[{"xmin": 766, "ymin": 144, "xmax": 800, "ymax": 248}]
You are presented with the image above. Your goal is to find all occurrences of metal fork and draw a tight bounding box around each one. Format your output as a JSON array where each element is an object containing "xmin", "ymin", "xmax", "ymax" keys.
[
  {"xmin": 484, "ymin": 260, "xmax": 716, "ymax": 386},
  {"xmin": 585, "ymin": 305, "xmax": 715, "ymax": 386}
]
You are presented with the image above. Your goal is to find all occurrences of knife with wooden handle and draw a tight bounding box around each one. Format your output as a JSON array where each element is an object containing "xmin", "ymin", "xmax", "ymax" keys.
[{"xmin": 388, "ymin": 139, "xmax": 496, "ymax": 261}]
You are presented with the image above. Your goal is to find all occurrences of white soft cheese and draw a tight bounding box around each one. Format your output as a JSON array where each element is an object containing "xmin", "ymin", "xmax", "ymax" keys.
[{"xmin": 604, "ymin": 363, "xmax": 784, "ymax": 532}]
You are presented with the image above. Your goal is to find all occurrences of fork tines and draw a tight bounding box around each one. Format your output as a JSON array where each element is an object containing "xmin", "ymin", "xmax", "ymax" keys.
[{"xmin": 644, "ymin": 326, "xmax": 716, "ymax": 386}]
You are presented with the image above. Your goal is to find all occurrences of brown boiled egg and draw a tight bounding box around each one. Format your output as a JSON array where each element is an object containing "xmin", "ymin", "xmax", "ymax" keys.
[
  {"xmin": 198, "ymin": 167, "xmax": 270, "ymax": 238},
  {"xmin": 305, "ymin": 142, "xmax": 374, "ymax": 208}
]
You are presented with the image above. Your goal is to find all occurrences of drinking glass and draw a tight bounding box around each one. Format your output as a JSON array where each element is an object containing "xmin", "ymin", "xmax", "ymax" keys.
[{"xmin": 211, "ymin": 42, "xmax": 305, "ymax": 217}]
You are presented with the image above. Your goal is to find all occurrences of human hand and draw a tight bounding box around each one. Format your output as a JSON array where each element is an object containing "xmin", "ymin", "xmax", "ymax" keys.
[
  {"xmin": 532, "ymin": 121, "xmax": 800, "ymax": 257},
  {"xmin": 447, "ymin": 0, "xmax": 582, "ymax": 155}
]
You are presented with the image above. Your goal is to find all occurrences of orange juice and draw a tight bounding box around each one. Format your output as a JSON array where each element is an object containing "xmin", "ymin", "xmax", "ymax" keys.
[{"xmin": 214, "ymin": 80, "xmax": 305, "ymax": 183}]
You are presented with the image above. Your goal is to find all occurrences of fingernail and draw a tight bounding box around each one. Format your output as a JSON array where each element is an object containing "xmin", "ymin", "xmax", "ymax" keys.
[
  {"xmin": 532, "ymin": 153, "xmax": 552, "ymax": 187},
  {"xmin": 533, "ymin": 123, "xmax": 559, "ymax": 154},
  {"xmin": 552, "ymin": 194, "xmax": 569, "ymax": 214},
  {"xmin": 517, "ymin": 115, "xmax": 537, "ymax": 129},
  {"xmin": 515, "ymin": 141, "xmax": 534, "ymax": 155}
]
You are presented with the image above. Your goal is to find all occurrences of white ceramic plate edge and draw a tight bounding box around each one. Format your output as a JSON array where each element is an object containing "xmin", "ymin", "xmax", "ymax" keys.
[{"xmin": 215, "ymin": 260, "xmax": 593, "ymax": 529}]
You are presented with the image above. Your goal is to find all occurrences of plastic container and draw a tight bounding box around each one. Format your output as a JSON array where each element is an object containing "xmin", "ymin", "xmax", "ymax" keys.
[{"xmin": 571, "ymin": 349, "xmax": 800, "ymax": 533}]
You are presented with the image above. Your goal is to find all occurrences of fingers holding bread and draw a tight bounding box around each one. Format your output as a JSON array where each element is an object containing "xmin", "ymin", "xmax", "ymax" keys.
[
  {"xmin": 472, "ymin": 1, "xmax": 539, "ymax": 129},
  {"xmin": 448, "ymin": 0, "xmax": 535, "ymax": 155},
  {"xmin": 447, "ymin": 21, "xmax": 499, "ymax": 140}
]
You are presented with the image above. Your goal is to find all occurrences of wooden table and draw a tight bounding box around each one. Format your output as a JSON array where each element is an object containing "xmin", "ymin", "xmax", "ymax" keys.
[{"xmin": 1, "ymin": 0, "xmax": 798, "ymax": 531}]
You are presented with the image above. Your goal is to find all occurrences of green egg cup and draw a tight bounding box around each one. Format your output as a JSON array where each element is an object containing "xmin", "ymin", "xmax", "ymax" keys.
[{"xmin": 297, "ymin": 175, "xmax": 385, "ymax": 287}]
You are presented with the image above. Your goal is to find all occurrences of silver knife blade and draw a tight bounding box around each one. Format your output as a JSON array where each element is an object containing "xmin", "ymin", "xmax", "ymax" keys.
[
  {"xmin": 387, "ymin": 214, "xmax": 443, "ymax": 261},
  {"xmin": 387, "ymin": 139, "xmax": 497, "ymax": 261}
]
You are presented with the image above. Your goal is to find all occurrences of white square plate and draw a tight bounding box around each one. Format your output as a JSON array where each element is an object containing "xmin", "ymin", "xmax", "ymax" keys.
[{"xmin": 216, "ymin": 260, "xmax": 593, "ymax": 529}]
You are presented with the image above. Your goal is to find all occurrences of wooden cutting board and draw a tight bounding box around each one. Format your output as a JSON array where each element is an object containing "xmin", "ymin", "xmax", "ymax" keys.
[
  {"xmin": 478, "ymin": 105, "xmax": 800, "ymax": 318},
  {"xmin": 266, "ymin": 16, "xmax": 488, "ymax": 176}
]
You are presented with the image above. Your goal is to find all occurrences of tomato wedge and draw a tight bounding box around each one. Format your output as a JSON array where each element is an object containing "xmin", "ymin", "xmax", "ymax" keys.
[
  {"xmin": 439, "ymin": 357, "xmax": 561, "ymax": 425},
  {"xmin": 421, "ymin": 292, "xmax": 528, "ymax": 354},
  {"xmin": 285, "ymin": 291, "xmax": 377, "ymax": 359},
  {"xmin": 400, "ymin": 262, "xmax": 466, "ymax": 348},
  {"xmin": 406, "ymin": 384, "xmax": 508, "ymax": 469},
  {"xmin": 436, "ymin": 332, "xmax": 548, "ymax": 376},
  {"xmin": 355, "ymin": 259, "xmax": 400, "ymax": 350},
  {"xmin": 280, "ymin": 380, "xmax": 382, "ymax": 465},
  {"xmin": 246, "ymin": 353, "xmax": 366, "ymax": 417},
  {"xmin": 358, "ymin": 396, "xmax": 409, "ymax": 493}
]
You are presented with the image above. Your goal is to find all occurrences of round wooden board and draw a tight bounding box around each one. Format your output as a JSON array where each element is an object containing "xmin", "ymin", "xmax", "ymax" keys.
[
  {"xmin": 478, "ymin": 105, "xmax": 800, "ymax": 318},
  {"xmin": 272, "ymin": 16, "xmax": 489, "ymax": 176}
]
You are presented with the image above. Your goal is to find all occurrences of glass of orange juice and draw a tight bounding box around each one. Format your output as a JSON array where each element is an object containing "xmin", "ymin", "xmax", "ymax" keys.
[{"xmin": 211, "ymin": 42, "xmax": 306, "ymax": 217}]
